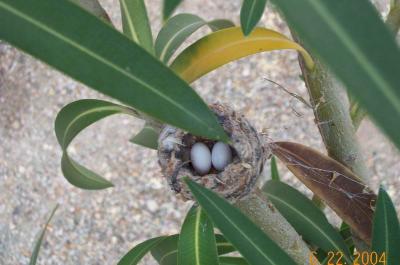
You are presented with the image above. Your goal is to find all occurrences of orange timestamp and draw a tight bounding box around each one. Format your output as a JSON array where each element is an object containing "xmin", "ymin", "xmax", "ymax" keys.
[{"xmin": 309, "ymin": 251, "xmax": 387, "ymax": 265}]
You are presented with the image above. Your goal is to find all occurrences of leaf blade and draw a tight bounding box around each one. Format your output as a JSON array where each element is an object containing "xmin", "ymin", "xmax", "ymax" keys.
[
  {"xmin": 371, "ymin": 187, "xmax": 400, "ymax": 265},
  {"xmin": 271, "ymin": 0, "xmax": 400, "ymax": 150},
  {"xmin": 151, "ymin": 234, "xmax": 235, "ymax": 265},
  {"xmin": 162, "ymin": 0, "xmax": 183, "ymax": 21},
  {"xmin": 263, "ymin": 180, "xmax": 352, "ymax": 264},
  {"xmin": 0, "ymin": 0, "xmax": 228, "ymax": 142},
  {"xmin": 185, "ymin": 178, "xmax": 298, "ymax": 265},
  {"xmin": 178, "ymin": 206, "xmax": 219, "ymax": 265},
  {"xmin": 118, "ymin": 236, "xmax": 167, "ymax": 265},
  {"xmin": 155, "ymin": 13, "xmax": 234, "ymax": 64},
  {"xmin": 171, "ymin": 27, "xmax": 314, "ymax": 83},
  {"xmin": 120, "ymin": 0, "xmax": 154, "ymax": 54},
  {"xmin": 240, "ymin": 0, "xmax": 267, "ymax": 35},
  {"xmin": 156, "ymin": 13, "xmax": 206, "ymax": 63},
  {"xmin": 55, "ymin": 99, "xmax": 135, "ymax": 189},
  {"xmin": 339, "ymin": 222, "xmax": 354, "ymax": 254},
  {"xmin": 219, "ymin": 257, "xmax": 249, "ymax": 265},
  {"xmin": 270, "ymin": 156, "xmax": 280, "ymax": 181},
  {"xmin": 208, "ymin": 19, "xmax": 235, "ymax": 32},
  {"xmin": 129, "ymin": 122, "xmax": 160, "ymax": 150},
  {"xmin": 30, "ymin": 204, "xmax": 58, "ymax": 265}
]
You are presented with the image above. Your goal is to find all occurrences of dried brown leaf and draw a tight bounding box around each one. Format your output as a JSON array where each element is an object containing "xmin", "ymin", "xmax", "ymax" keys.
[{"xmin": 270, "ymin": 141, "xmax": 376, "ymax": 245}]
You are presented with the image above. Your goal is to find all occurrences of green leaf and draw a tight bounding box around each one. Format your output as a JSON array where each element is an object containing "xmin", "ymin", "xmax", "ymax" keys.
[
  {"xmin": 240, "ymin": 0, "xmax": 267, "ymax": 35},
  {"xmin": 151, "ymin": 234, "xmax": 235, "ymax": 265},
  {"xmin": 120, "ymin": 0, "xmax": 154, "ymax": 54},
  {"xmin": 129, "ymin": 122, "xmax": 161, "ymax": 150},
  {"xmin": 314, "ymin": 249, "xmax": 328, "ymax": 264},
  {"xmin": 270, "ymin": 156, "xmax": 280, "ymax": 181},
  {"xmin": 271, "ymin": 0, "xmax": 400, "ymax": 150},
  {"xmin": 155, "ymin": 13, "xmax": 234, "ymax": 63},
  {"xmin": 339, "ymin": 222, "xmax": 354, "ymax": 254},
  {"xmin": 263, "ymin": 180, "xmax": 352, "ymax": 264},
  {"xmin": 55, "ymin": 99, "xmax": 137, "ymax": 189},
  {"xmin": 171, "ymin": 27, "xmax": 314, "ymax": 84},
  {"xmin": 30, "ymin": 204, "xmax": 58, "ymax": 265},
  {"xmin": 162, "ymin": 0, "xmax": 183, "ymax": 21},
  {"xmin": 185, "ymin": 178, "xmax": 297, "ymax": 265},
  {"xmin": 208, "ymin": 19, "xmax": 235, "ymax": 32},
  {"xmin": 118, "ymin": 236, "xmax": 167, "ymax": 265},
  {"xmin": 70, "ymin": 0, "xmax": 111, "ymax": 22},
  {"xmin": 0, "ymin": 0, "xmax": 228, "ymax": 142},
  {"xmin": 178, "ymin": 206, "xmax": 219, "ymax": 265},
  {"xmin": 151, "ymin": 235, "xmax": 180, "ymax": 265},
  {"xmin": 219, "ymin": 257, "xmax": 249, "ymax": 265},
  {"xmin": 372, "ymin": 187, "xmax": 400, "ymax": 265}
]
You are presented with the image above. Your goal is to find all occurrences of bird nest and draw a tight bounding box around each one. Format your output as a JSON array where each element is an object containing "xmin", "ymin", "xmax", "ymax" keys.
[{"xmin": 157, "ymin": 103, "xmax": 270, "ymax": 202}]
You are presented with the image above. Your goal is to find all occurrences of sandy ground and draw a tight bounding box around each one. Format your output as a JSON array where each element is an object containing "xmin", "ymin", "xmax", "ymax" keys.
[{"xmin": 0, "ymin": 0, "xmax": 399, "ymax": 264}]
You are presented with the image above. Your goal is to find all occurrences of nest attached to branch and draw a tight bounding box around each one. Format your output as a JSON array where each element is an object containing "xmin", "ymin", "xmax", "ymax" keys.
[{"xmin": 158, "ymin": 103, "xmax": 270, "ymax": 202}]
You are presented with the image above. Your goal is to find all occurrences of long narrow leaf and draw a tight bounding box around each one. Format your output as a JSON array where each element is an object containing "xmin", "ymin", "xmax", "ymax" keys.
[
  {"xmin": 0, "ymin": 0, "xmax": 228, "ymax": 142},
  {"xmin": 118, "ymin": 236, "xmax": 167, "ymax": 265},
  {"xmin": 129, "ymin": 122, "xmax": 161, "ymax": 150},
  {"xmin": 271, "ymin": 0, "xmax": 400, "ymax": 150},
  {"xmin": 30, "ymin": 204, "xmax": 58, "ymax": 265},
  {"xmin": 185, "ymin": 178, "xmax": 298, "ymax": 265},
  {"xmin": 151, "ymin": 235, "xmax": 180, "ymax": 265},
  {"xmin": 208, "ymin": 19, "xmax": 235, "ymax": 32},
  {"xmin": 263, "ymin": 180, "xmax": 352, "ymax": 264},
  {"xmin": 55, "ymin": 99, "xmax": 137, "ymax": 189},
  {"xmin": 270, "ymin": 156, "xmax": 280, "ymax": 181},
  {"xmin": 339, "ymin": 222, "xmax": 354, "ymax": 254},
  {"xmin": 240, "ymin": 0, "xmax": 267, "ymax": 35},
  {"xmin": 120, "ymin": 0, "xmax": 154, "ymax": 54},
  {"xmin": 151, "ymin": 234, "xmax": 235, "ymax": 265},
  {"xmin": 171, "ymin": 27, "xmax": 314, "ymax": 83},
  {"xmin": 178, "ymin": 206, "xmax": 219, "ymax": 265},
  {"xmin": 371, "ymin": 187, "xmax": 400, "ymax": 265},
  {"xmin": 155, "ymin": 13, "xmax": 234, "ymax": 63},
  {"xmin": 220, "ymin": 256, "xmax": 249, "ymax": 265},
  {"xmin": 162, "ymin": 0, "xmax": 183, "ymax": 21}
]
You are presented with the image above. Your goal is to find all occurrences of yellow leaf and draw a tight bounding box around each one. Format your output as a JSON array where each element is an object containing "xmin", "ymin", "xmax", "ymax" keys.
[{"xmin": 171, "ymin": 27, "xmax": 314, "ymax": 83}]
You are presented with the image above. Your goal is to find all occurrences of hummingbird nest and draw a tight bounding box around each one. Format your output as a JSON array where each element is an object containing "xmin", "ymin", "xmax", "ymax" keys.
[{"xmin": 157, "ymin": 103, "xmax": 270, "ymax": 202}]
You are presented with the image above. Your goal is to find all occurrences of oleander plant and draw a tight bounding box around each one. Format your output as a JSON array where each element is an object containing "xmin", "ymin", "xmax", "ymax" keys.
[{"xmin": 1, "ymin": 0, "xmax": 400, "ymax": 264}]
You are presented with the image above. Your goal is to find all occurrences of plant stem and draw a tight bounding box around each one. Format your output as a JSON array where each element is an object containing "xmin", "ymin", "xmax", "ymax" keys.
[
  {"xmin": 235, "ymin": 189, "xmax": 318, "ymax": 265},
  {"xmin": 295, "ymin": 53, "xmax": 370, "ymax": 181}
]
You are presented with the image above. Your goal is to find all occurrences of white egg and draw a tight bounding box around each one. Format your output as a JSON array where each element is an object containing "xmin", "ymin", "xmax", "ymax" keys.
[
  {"xmin": 211, "ymin": 142, "xmax": 232, "ymax": 171},
  {"xmin": 190, "ymin": 142, "xmax": 212, "ymax": 175}
]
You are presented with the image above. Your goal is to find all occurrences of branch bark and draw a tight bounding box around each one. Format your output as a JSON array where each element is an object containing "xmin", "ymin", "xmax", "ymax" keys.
[
  {"xmin": 294, "ymin": 52, "xmax": 369, "ymax": 181},
  {"xmin": 235, "ymin": 189, "xmax": 318, "ymax": 265}
]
